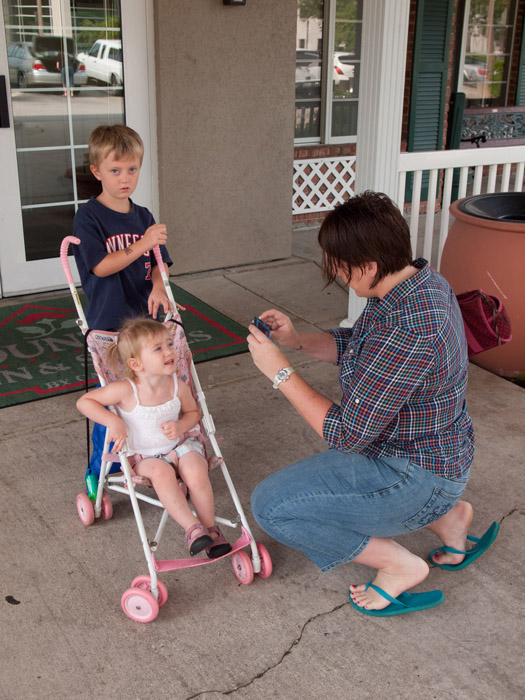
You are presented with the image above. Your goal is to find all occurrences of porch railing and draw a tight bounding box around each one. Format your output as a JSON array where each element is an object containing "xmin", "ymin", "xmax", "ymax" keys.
[{"xmin": 343, "ymin": 144, "xmax": 525, "ymax": 326}]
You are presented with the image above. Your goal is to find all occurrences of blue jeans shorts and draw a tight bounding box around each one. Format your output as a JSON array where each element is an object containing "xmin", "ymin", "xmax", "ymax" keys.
[{"xmin": 251, "ymin": 450, "xmax": 470, "ymax": 572}]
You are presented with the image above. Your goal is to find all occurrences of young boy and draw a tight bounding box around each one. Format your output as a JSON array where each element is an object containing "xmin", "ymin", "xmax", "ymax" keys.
[
  {"xmin": 73, "ymin": 123, "xmax": 173, "ymax": 481},
  {"xmin": 73, "ymin": 123, "xmax": 173, "ymax": 332}
]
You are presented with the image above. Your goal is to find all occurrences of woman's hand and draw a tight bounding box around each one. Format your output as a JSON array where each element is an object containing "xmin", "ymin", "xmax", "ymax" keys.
[
  {"xmin": 258, "ymin": 309, "xmax": 301, "ymax": 350},
  {"xmin": 247, "ymin": 323, "xmax": 291, "ymax": 382},
  {"xmin": 161, "ymin": 420, "xmax": 183, "ymax": 440}
]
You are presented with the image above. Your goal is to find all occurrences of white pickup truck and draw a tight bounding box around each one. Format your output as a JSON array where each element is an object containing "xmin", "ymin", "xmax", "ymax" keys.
[{"xmin": 76, "ymin": 39, "xmax": 122, "ymax": 87}]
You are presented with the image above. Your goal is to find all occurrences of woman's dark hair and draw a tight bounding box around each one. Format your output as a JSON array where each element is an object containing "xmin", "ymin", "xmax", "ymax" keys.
[{"xmin": 318, "ymin": 191, "xmax": 413, "ymax": 288}]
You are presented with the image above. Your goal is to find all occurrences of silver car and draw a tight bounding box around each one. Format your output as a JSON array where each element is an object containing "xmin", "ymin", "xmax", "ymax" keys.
[{"xmin": 7, "ymin": 36, "xmax": 87, "ymax": 89}]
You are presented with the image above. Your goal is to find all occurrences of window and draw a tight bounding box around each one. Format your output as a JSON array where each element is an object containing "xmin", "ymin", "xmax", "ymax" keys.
[
  {"xmin": 460, "ymin": 0, "xmax": 518, "ymax": 108},
  {"xmin": 295, "ymin": 0, "xmax": 362, "ymax": 144}
]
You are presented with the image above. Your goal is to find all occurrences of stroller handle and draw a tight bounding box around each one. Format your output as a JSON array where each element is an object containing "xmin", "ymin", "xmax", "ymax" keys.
[
  {"xmin": 153, "ymin": 245, "xmax": 178, "ymax": 314},
  {"xmin": 60, "ymin": 235, "xmax": 81, "ymax": 285},
  {"xmin": 153, "ymin": 244, "xmax": 165, "ymax": 273},
  {"xmin": 60, "ymin": 236, "xmax": 88, "ymax": 332}
]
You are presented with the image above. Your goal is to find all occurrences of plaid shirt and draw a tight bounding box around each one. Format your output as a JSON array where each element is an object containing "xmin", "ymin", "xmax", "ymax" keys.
[{"xmin": 323, "ymin": 260, "xmax": 474, "ymax": 478}]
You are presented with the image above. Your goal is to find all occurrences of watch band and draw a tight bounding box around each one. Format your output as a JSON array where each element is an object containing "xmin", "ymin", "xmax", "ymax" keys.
[{"xmin": 273, "ymin": 366, "xmax": 295, "ymax": 389}]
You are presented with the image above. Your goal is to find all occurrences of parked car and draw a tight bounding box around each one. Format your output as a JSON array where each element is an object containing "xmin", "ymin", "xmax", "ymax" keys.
[
  {"xmin": 7, "ymin": 36, "xmax": 87, "ymax": 89},
  {"xmin": 463, "ymin": 57, "xmax": 488, "ymax": 83},
  {"xmin": 295, "ymin": 49, "xmax": 356, "ymax": 96},
  {"xmin": 333, "ymin": 52, "xmax": 355, "ymax": 91},
  {"xmin": 295, "ymin": 49, "xmax": 321, "ymax": 98},
  {"xmin": 76, "ymin": 39, "xmax": 123, "ymax": 87}
]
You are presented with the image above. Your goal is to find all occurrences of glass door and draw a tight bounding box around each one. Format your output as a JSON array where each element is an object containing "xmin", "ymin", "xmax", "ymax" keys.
[{"xmin": 0, "ymin": 0, "xmax": 154, "ymax": 296}]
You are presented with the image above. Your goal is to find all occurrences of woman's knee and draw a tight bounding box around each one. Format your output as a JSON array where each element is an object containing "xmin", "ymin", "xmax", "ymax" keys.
[{"xmin": 251, "ymin": 477, "xmax": 280, "ymax": 524}]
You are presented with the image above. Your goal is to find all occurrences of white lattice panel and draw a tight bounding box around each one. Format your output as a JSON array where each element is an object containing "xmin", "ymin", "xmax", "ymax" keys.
[{"xmin": 293, "ymin": 157, "xmax": 356, "ymax": 214}]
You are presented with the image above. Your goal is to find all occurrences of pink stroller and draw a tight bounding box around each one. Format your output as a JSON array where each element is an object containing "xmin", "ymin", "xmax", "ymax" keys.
[{"xmin": 60, "ymin": 237, "xmax": 272, "ymax": 622}]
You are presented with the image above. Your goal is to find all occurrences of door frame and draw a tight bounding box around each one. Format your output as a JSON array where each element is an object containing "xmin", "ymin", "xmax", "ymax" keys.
[{"xmin": 0, "ymin": 0, "xmax": 157, "ymax": 297}]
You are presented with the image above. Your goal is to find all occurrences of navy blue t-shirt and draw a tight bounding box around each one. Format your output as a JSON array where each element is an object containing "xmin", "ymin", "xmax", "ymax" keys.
[{"xmin": 73, "ymin": 197, "xmax": 172, "ymax": 331}]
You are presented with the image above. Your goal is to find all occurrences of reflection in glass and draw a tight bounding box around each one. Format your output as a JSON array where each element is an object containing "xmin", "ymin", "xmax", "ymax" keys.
[
  {"xmin": 12, "ymin": 90, "xmax": 72, "ymax": 149},
  {"xmin": 23, "ymin": 205, "xmax": 77, "ymax": 261},
  {"xmin": 462, "ymin": 0, "xmax": 516, "ymax": 108},
  {"xmin": 17, "ymin": 149, "xmax": 76, "ymax": 206},
  {"xmin": 74, "ymin": 149, "xmax": 102, "ymax": 200},
  {"xmin": 296, "ymin": 0, "xmax": 323, "ymax": 139},
  {"xmin": 332, "ymin": 0, "xmax": 361, "ymax": 138},
  {"xmin": 71, "ymin": 89, "xmax": 124, "ymax": 144},
  {"xmin": 2, "ymin": 0, "xmax": 124, "ymax": 261},
  {"xmin": 332, "ymin": 100, "xmax": 358, "ymax": 138}
]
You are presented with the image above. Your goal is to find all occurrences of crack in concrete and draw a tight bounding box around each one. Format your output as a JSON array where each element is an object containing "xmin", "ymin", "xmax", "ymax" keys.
[{"xmin": 184, "ymin": 601, "xmax": 348, "ymax": 699}]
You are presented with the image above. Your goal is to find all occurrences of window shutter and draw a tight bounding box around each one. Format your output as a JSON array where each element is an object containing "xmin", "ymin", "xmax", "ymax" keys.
[
  {"xmin": 406, "ymin": 0, "xmax": 454, "ymax": 200},
  {"xmin": 517, "ymin": 16, "xmax": 525, "ymax": 106}
]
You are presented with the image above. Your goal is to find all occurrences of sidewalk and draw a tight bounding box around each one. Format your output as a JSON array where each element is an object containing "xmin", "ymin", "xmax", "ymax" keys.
[{"xmin": 1, "ymin": 228, "xmax": 524, "ymax": 700}]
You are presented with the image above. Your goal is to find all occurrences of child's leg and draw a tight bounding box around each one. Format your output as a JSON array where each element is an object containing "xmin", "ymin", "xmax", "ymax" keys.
[
  {"xmin": 134, "ymin": 457, "xmax": 199, "ymax": 531},
  {"xmin": 177, "ymin": 451, "xmax": 215, "ymax": 530}
]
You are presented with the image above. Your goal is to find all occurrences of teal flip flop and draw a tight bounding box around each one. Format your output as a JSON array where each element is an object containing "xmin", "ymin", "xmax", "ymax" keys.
[
  {"xmin": 348, "ymin": 582, "xmax": 444, "ymax": 617},
  {"xmin": 428, "ymin": 521, "xmax": 500, "ymax": 570}
]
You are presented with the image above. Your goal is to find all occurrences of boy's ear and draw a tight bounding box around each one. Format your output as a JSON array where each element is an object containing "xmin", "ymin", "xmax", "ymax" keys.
[{"xmin": 90, "ymin": 164, "xmax": 101, "ymax": 181}]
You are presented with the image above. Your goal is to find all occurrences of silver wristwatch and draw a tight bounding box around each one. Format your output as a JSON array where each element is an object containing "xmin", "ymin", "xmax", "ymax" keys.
[{"xmin": 273, "ymin": 366, "xmax": 295, "ymax": 389}]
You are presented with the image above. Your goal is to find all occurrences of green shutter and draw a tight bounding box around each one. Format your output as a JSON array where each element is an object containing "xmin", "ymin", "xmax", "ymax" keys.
[
  {"xmin": 406, "ymin": 0, "xmax": 454, "ymax": 200},
  {"xmin": 517, "ymin": 16, "xmax": 525, "ymax": 106}
]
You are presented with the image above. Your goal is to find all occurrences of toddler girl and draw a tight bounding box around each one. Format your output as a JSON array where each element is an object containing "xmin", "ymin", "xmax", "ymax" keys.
[{"xmin": 76, "ymin": 317, "xmax": 231, "ymax": 558}]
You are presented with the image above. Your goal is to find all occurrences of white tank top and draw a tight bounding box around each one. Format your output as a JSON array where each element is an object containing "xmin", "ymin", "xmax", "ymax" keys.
[{"xmin": 117, "ymin": 376, "xmax": 182, "ymax": 456}]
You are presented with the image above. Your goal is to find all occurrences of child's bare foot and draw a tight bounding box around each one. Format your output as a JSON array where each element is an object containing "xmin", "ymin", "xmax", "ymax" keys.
[
  {"xmin": 349, "ymin": 550, "xmax": 429, "ymax": 612},
  {"xmin": 426, "ymin": 501, "xmax": 473, "ymax": 567}
]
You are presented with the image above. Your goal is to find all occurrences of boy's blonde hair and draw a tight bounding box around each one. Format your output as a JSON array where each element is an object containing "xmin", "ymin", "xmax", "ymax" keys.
[
  {"xmin": 107, "ymin": 317, "xmax": 171, "ymax": 380},
  {"xmin": 88, "ymin": 124, "xmax": 144, "ymax": 168}
]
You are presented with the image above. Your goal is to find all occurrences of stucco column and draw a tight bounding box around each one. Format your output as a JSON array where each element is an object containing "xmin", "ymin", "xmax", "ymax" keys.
[{"xmin": 341, "ymin": 0, "xmax": 410, "ymax": 327}]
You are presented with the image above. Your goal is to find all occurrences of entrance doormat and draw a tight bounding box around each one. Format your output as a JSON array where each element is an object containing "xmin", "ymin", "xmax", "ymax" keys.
[{"xmin": 0, "ymin": 285, "xmax": 249, "ymax": 409}]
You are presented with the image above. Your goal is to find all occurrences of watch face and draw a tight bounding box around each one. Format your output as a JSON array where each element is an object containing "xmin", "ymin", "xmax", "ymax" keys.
[{"xmin": 277, "ymin": 370, "xmax": 287, "ymax": 380}]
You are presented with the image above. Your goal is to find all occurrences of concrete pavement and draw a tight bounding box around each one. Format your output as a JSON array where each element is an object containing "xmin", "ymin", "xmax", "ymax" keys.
[{"xmin": 1, "ymin": 227, "xmax": 524, "ymax": 700}]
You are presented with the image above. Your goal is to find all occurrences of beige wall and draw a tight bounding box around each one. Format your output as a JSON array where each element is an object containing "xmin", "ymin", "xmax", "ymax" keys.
[{"xmin": 154, "ymin": 0, "xmax": 296, "ymax": 275}]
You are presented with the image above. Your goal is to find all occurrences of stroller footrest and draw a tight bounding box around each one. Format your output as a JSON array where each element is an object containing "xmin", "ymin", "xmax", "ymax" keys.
[{"xmin": 152, "ymin": 527, "xmax": 252, "ymax": 572}]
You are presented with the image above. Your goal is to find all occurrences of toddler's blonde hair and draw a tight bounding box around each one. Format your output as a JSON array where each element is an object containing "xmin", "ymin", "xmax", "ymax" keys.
[
  {"xmin": 107, "ymin": 317, "xmax": 172, "ymax": 380},
  {"xmin": 88, "ymin": 124, "xmax": 144, "ymax": 168}
]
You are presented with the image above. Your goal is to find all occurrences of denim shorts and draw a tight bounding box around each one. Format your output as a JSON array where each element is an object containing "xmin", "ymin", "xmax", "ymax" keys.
[
  {"xmin": 251, "ymin": 450, "xmax": 470, "ymax": 572},
  {"xmin": 130, "ymin": 437, "xmax": 205, "ymax": 470}
]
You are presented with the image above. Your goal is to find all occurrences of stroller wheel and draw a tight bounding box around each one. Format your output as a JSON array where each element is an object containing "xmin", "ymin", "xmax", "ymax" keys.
[
  {"xmin": 255, "ymin": 543, "xmax": 273, "ymax": 579},
  {"xmin": 131, "ymin": 575, "xmax": 168, "ymax": 607},
  {"xmin": 100, "ymin": 492, "xmax": 113, "ymax": 520},
  {"xmin": 76, "ymin": 492, "xmax": 95, "ymax": 526},
  {"xmin": 232, "ymin": 550, "xmax": 254, "ymax": 585},
  {"xmin": 121, "ymin": 587, "xmax": 159, "ymax": 623}
]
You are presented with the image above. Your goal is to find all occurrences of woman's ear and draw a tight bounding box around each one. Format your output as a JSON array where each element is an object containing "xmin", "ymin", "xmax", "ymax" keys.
[{"xmin": 364, "ymin": 261, "xmax": 377, "ymax": 279}]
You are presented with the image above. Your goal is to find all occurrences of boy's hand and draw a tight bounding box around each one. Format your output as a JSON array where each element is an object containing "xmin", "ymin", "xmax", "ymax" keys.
[
  {"xmin": 143, "ymin": 223, "xmax": 168, "ymax": 250},
  {"xmin": 148, "ymin": 286, "xmax": 173, "ymax": 319},
  {"xmin": 161, "ymin": 421, "xmax": 182, "ymax": 440}
]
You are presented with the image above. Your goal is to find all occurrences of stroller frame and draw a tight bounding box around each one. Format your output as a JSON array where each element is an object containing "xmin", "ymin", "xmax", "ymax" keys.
[{"xmin": 60, "ymin": 236, "xmax": 272, "ymax": 622}]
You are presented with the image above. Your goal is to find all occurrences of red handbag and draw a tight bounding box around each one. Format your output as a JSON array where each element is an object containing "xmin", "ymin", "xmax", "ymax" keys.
[{"xmin": 456, "ymin": 290, "xmax": 512, "ymax": 357}]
